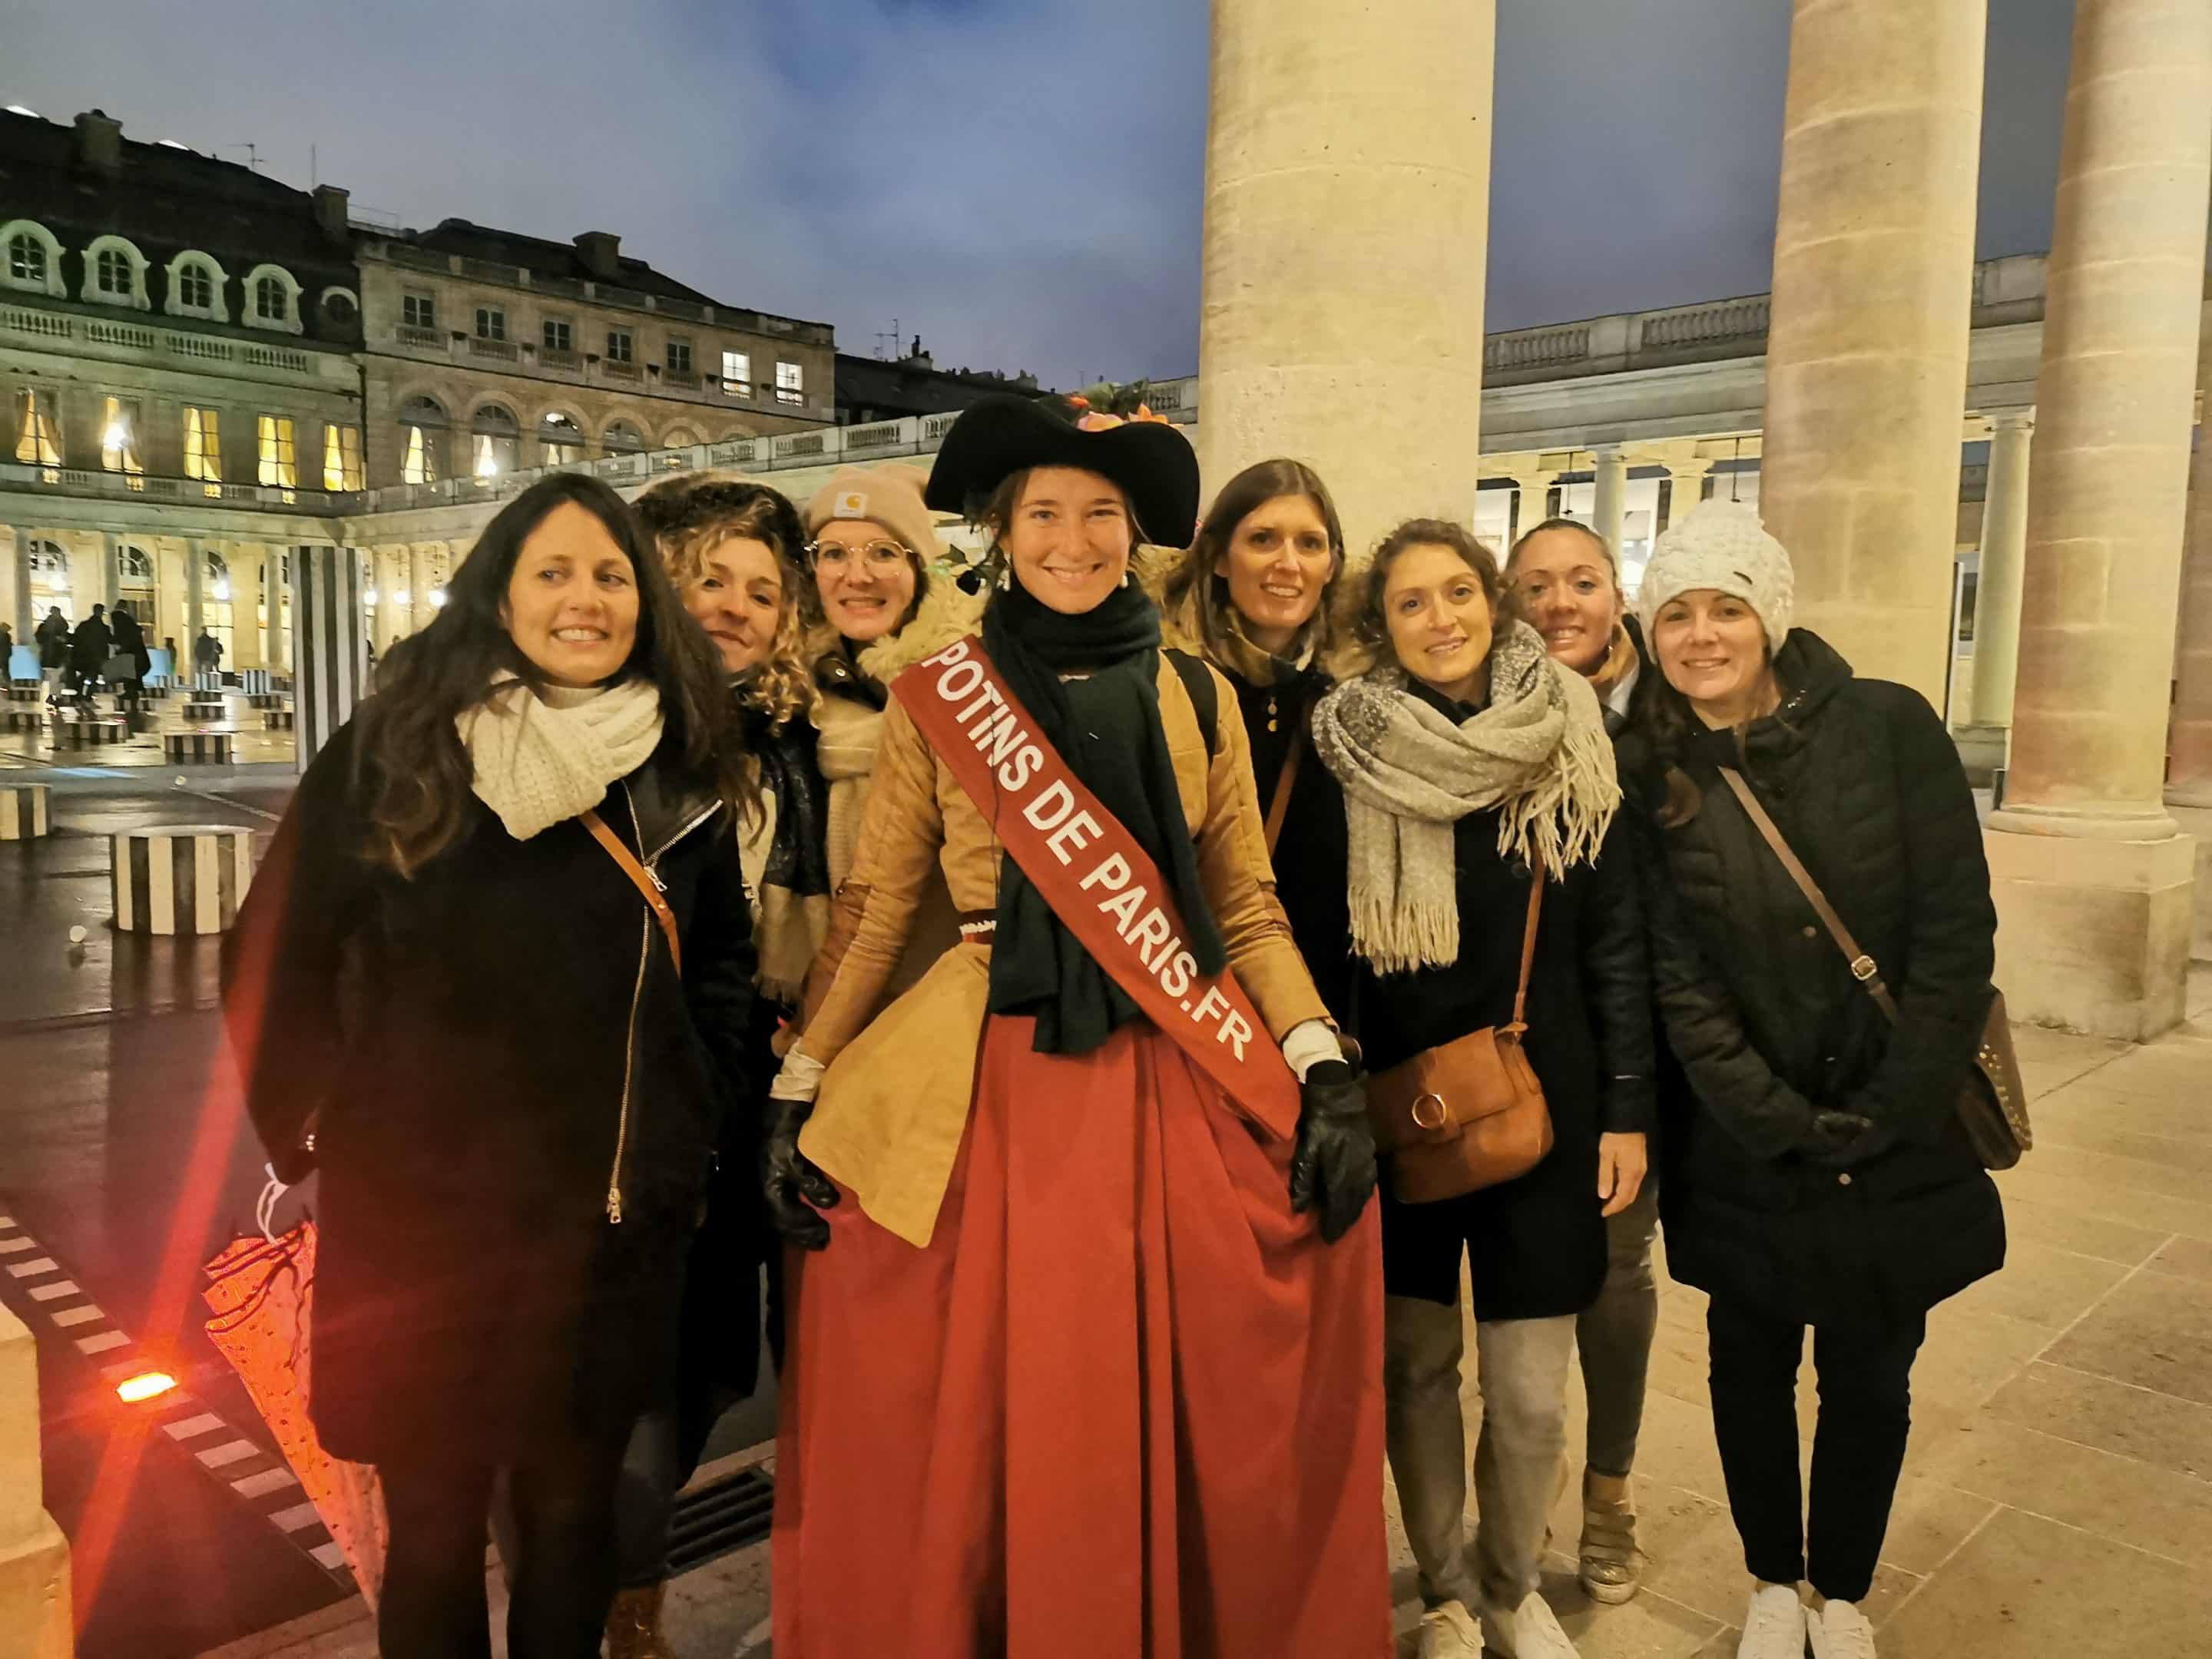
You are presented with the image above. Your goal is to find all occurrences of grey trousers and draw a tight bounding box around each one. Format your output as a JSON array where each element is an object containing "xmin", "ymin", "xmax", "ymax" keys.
[
  {"xmin": 1384, "ymin": 1295, "xmax": 1578, "ymax": 1611},
  {"xmin": 1578, "ymin": 1177, "xmax": 1661, "ymax": 1478}
]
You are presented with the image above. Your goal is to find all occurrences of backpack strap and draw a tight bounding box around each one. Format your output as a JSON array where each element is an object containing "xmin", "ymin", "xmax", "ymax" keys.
[{"xmin": 1164, "ymin": 647, "xmax": 1220, "ymax": 760}]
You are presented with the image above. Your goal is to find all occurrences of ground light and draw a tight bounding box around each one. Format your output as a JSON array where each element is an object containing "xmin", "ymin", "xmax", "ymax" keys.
[{"xmin": 114, "ymin": 1371, "xmax": 177, "ymax": 1403}]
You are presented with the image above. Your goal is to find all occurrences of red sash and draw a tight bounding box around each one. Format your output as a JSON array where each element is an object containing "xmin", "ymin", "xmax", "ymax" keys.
[{"xmin": 892, "ymin": 636, "xmax": 1301, "ymax": 1142}]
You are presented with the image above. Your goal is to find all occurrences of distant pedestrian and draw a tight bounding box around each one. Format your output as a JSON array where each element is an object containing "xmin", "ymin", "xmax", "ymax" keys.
[
  {"xmin": 0, "ymin": 621, "xmax": 15, "ymax": 675},
  {"xmin": 109, "ymin": 602, "xmax": 150, "ymax": 713},
  {"xmin": 194, "ymin": 628, "xmax": 224, "ymax": 677},
  {"xmin": 70, "ymin": 604, "xmax": 114, "ymax": 707},
  {"xmin": 35, "ymin": 607, "xmax": 71, "ymax": 704},
  {"xmin": 1619, "ymin": 502, "xmax": 2005, "ymax": 1659},
  {"xmin": 224, "ymin": 473, "xmax": 757, "ymax": 1659}
]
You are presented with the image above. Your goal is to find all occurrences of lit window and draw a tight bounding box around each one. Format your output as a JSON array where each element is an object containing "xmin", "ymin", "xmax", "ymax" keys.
[
  {"xmin": 666, "ymin": 339, "xmax": 692, "ymax": 377},
  {"xmin": 101, "ymin": 395, "xmax": 144, "ymax": 485},
  {"xmin": 95, "ymin": 248, "xmax": 133, "ymax": 296},
  {"xmin": 543, "ymin": 318, "xmax": 572, "ymax": 353},
  {"xmin": 775, "ymin": 360, "xmax": 804, "ymax": 406},
  {"xmin": 606, "ymin": 329, "xmax": 633, "ymax": 364},
  {"xmin": 604, "ymin": 420, "xmax": 644, "ymax": 453},
  {"xmin": 178, "ymin": 263, "xmax": 214, "ymax": 310},
  {"xmin": 402, "ymin": 293, "xmax": 435, "ymax": 330},
  {"xmin": 399, "ymin": 395, "xmax": 446, "ymax": 485},
  {"xmin": 7, "ymin": 233, "xmax": 44, "ymax": 286},
  {"xmin": 323, "ymin": 422, "xmax": 364, "ymax": 491},
  {"xmin": 475, "ymin": 306, "xmax": 505, "ymax": 342},
  {"xmin": 255, "ymin": 276, "xmax": 289, "ymax": 322},
  {"xmin": 540, "ymin": 412, "xmax": 583, "ymax": 465},
  {"xmin": 471, "ymin": 404, "xmax": 520, "ymax": 481},
  {"xmin": 257, "ymin": 414, "xmax": 298, "ymax": 494},
  {"xmin": 720, "ymin": 350, "xmax": 751, "ymax": 392},
  {"xmin": 12, "ymin": 387, "xmax": 60, "ymax": 465},
  {"xmin": 184, "ymin": 406, "xmax": 223, "ymax": 494}
]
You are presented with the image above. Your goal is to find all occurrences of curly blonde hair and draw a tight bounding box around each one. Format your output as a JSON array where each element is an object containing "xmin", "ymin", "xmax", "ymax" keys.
[{"xmin": 649, "ymin": 485, "xmax": 818, "ymax": 730}]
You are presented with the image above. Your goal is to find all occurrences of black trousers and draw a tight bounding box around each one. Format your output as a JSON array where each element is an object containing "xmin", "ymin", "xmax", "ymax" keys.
[
  {"xmin": 1706, "ymin": 1295, "xmax": 1927, "ymax": 1603},
  {"xmin": 376, "ymin": 1434, "xmax": 625, "ymax": 1659}
]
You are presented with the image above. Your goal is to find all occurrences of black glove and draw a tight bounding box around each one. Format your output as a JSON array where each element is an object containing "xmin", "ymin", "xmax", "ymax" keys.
[
  {"xmin": 1289, "ymin": 1060, "xmax": 1379, "ymax": 1243},
  {"xmin": 761, "ymin": 1094, "xmax": 839, "ymax": 1250},
  {"xmin": 1803, "ymin": 1108, "xmax": 1898, "ymax": 1169}
]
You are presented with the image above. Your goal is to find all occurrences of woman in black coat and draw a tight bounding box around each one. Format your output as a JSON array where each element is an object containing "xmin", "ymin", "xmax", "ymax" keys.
[
  {"xmin": 223, "ymin": 473, "xmax": 757, "ymax": 1659},
  {"xmin": 1153, "ymin": 458, "xmax": 1356, "ymax": 1022},
  {"xmin": 1621, "ymin": 501, "xmax": 2004, "ymax": 1659},
  {"xmin": 1310, "ymin": 519, "xmax": 1651, "ymax": 1659}
]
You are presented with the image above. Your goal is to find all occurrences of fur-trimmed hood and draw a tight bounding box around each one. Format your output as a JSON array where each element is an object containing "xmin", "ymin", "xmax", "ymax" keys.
[{"xmin": 806, "ymin": 565, "xmax": 988, "ymax": 694}]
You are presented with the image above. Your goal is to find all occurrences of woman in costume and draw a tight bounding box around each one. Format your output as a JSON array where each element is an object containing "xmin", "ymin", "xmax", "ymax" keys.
[
  {"xmin": 762, "ymin": 395, "xmax": 1389, "ymax": 1658},
  {"xmin": 1309, "ymin": 518, "xmax": 1651, "ymax": 1659}
]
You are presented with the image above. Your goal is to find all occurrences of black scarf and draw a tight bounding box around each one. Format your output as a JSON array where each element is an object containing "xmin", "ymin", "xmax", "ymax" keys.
[
  {"xmin": 733, "ymin": 689, "xmax": 832, "ymax": 901},
  {"xmin": 983, "ymin": 580, "xmax": 1228, "ymax": 1055}
]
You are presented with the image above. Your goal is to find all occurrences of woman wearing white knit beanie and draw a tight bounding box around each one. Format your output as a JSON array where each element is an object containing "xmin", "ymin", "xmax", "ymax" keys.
[
  {"xmin": 1624, "ymin": 500, "xmax": 2005, "ymax": 1659},
  {"xmin": 222, "ymin": 473, "xmax": 760, "ymax": 1657}
]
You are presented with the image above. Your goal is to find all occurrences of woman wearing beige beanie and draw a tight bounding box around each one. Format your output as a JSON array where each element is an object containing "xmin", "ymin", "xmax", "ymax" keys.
[{"xmin": 800, "ymin": 463, "xmax": 979, "ymax": 892}]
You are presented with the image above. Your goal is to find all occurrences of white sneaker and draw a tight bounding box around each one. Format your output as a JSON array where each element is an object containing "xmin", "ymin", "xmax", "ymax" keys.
[
  {"xmin": 1416, "ymin": 1598, "xmax": 1485, "ymax": 1658},
  {"xmin": 1737, "ymin": 1582, "xmax": 1807, "ymax": 1658},
  {"xmin": 1806, "ymin": 1598, "xmax": 1875, "ymax": 1659},
  {"xmin": 1481, "ymin": 1589, "xmax": 1578, "ymax": 1659}
]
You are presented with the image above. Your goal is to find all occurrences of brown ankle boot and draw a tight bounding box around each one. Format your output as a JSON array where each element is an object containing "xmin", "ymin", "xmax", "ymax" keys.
[{"xmin": 605, "ymin": 1581, "xmax": 677, "ymax": 1659}]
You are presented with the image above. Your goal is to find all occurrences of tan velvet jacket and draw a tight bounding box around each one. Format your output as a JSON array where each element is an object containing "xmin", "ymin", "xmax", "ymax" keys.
[{"xmin": 793, "ymin": 652, "xmax": 1330, "ymax": 1246}]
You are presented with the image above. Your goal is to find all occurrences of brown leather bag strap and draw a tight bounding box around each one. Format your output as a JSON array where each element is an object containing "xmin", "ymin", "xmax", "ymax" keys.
[
  {"xmin": 1263, "ymin": 728, "xmax": 1303, "ymax": 856},
  {"xmin": 581, "ymin": 807, "xmax": 683, "ymax": 975},
  {"xmin": 1715, "ymin": 766, "xmax": 1899, "ymax": 1021},
  {"xmin": 1509, "ymin": 849, "xmax": 1545, "ymax": 1031}
]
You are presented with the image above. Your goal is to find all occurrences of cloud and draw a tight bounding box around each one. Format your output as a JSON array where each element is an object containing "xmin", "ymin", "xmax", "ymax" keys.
[{"xmin": 2, "ymin": 0, "xmax": 2070, "ymax": 388}]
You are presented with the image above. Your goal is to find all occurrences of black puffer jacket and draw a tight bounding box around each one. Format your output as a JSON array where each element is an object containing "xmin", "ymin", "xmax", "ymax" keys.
[
  {"xmin": 1623, "ymin": 630, "xmax": 2004, "ymax": 1326},
  {"xmin": 224, "ymin": 720, "xmax": 757, "ymax": 1463}
]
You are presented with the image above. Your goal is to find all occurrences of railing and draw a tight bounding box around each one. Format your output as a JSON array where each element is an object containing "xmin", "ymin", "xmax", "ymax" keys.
[
  {"xmin": 720, "ymin": 379, "xmax": 755, "ymax": 400},
  {"xmin": 0, "ymin": 461, "xmax": 337, "ymax": 512},
  {"xmin": 595, "ymin": 283, "xmax": 649, "ymax": 309},
  {"xmin": 2, "ymin": 306, "xmax": 72, "ymax": 340},
  {"xmin": 662, "ymin": 369, "xmax": 700, "ymax": 389},
  {"xmin": 85, "ymin": 320, "xmax": 157, "ymax": 349},
  {"xmin": 1485, "ymin": 323, "xmax": 1591, "ymax": 373},
  {"xmin": 600, "ymin": 358, "xmax": 641, "ymax": 382},
  {"xmin": 1637, "ymin": 297, "xmax": 1769, "ymax": 353},
  {"xmin": 396, "ymin": 324, "xmax": 445, "ymax": 349},
  {"xmin": 462, "ymin": 257, "xmax": 523, "ymax": 284},
  {"xmin": 540, "ymin": 346, "xmax": 580, "ymax": 370},
  {"xmin": 843, "ymin": 419, "xmax": 905, "ymax": 452},
  {"xmin": 469, "ymin": 335, "xmax": 521, "ymax": 363},
  {"xmin": 3, "ymin": 303, "xmax": 332, "ymax": 377},
  {"xmin": 168, "ymin": 334, "xmax": 233, "ymax": 363},
  {"xmin": 656, "ymin": 297, "xmax": 707, "ymax": 323},
  {"xmin": 243, "ymin": 343, "xmax": 313, "ymax": 373}
]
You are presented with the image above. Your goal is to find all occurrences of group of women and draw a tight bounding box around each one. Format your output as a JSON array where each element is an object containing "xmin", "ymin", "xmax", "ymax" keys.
[{"xmin": 225, "ymin": 392, "xmax": 2006, "ymax": 1659}]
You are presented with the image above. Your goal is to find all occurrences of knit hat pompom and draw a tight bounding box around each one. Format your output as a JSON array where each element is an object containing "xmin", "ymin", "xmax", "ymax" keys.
[
  {"xmin": 1635, "ymin": 498, "xmax": 1794, "ymax": 651},
  {"xmin": 803, "ymin": 465, "xmax": 946, "ymax": 566}
]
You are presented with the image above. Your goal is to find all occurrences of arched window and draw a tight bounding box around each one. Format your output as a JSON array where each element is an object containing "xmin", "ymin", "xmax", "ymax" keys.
[
  {"xmin": 472, "ymin": 402, "xmax": 522, "ymax": 481},
  {"xmin": 399, "ymin": 394, "xmax": 447, "ymax": 485},
  {"xmin": 1, "ymin": 220, "xmax": 65, "ymax": 296},
  {"xmin": 241, "ymin": 263, "xmax": 302, "ymax": 333},
  {"xmin": 166, "ymin": 252, "xmax": 227, "ymax": 320},
  {"xmin": 320, "ymin": 286, "xmax": 359, "ymax": 329},
  {"xmin": 207, "ymin": 550, "xmax": 232, "ymax": 603},
  {"xmin": 661, "ymin": 426, "xmax": 700, "ymax": 449},
  {"xmin": 540, "ymin": 412, "xmax": 584, "ymax": 467},
  {"xmin": 603, "ymin": 419, "xmax": 644, "ymax": 455},
  {"xmin": 117, "ymin": 544, "xmax": 154, "ymax": 585},
  {"xmin": 84, "ymin": 236, "xmax": 149, "ymax": 309},
  {"xmin": 29, "ymin": 540, "xmax": 70, "ymax": 601}
]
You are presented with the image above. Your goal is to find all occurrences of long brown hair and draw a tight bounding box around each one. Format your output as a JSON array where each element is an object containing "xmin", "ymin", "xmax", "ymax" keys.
[
  {"xmin": 1162, "ymin": 458, "xmax": 1346, "ymax": 666},
  {"xmin": 350, "ymin": 472, "xmax": 747, "ymax": 876}
]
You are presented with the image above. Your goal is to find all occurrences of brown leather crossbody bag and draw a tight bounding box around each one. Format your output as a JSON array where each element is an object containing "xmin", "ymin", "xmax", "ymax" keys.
[
  {"xmin": 1715, "ymin": 767, "xmax": 2029, "ymax": 1171},
  {"xmin": 1360, "ymin": 851, "xmax": 1556, "ymax": 1204}
]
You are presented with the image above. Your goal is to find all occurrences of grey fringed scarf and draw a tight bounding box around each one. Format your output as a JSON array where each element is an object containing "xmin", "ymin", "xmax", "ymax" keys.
[{"xmin": 1310, "ymin": 620, "xmax": 1621, "ymax": 974}]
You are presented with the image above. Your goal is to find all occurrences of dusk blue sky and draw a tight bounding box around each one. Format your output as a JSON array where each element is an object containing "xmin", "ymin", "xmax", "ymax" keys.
[{"xmin": 3, "ymin": 0, "xmax": 2074, "ymax": 390}]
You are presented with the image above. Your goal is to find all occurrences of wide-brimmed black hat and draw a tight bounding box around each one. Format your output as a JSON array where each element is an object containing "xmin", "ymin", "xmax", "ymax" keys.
[{"xmin": 925, "ymin": 394, "xmax": 1200, "ymax": 549}]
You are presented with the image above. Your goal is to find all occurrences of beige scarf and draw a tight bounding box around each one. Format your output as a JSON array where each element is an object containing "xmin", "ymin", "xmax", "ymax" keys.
[
  {"xmin": 1310, "ymin": 621, "xmax": 1621, "ymax": 974},
  {"xmin": 457, "ymin": 676, "xmax": 665, "ymax": 842}
]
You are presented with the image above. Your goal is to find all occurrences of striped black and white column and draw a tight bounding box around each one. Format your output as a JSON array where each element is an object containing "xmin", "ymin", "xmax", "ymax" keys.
[
  {"xmin": 238, "ymin": 669, "xmax": 273, "ymax": 695},
  {"xmin": 183, "ymin": 700, "xmax": 227, "ymax": 722},
  {"xmin": 292, "ymin": 542, "xmax": 372, "ymax": 774},
  {"xmin": 111, "ymin": 825, "xmax": 257, "ymax": 934},
  {"xmin": 0, "ymin": 783, "xmax": 48, "ymax": 839},
  {"xmin": 60, "ymin": 718, "xmax": 126, "ymax": 750},
  {"xmin": 164, "ymin": 730, "xmax": 236, "ymax": 765}
]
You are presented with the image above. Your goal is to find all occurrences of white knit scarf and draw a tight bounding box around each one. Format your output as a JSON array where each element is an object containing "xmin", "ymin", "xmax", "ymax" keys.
[
  {"xmin": 1310, "ymin": 621, "xmax": 1621, "ymax": 974},
  {"xmin": 456, "ymin": 675, "xmax": 666, "ymax": 842}
]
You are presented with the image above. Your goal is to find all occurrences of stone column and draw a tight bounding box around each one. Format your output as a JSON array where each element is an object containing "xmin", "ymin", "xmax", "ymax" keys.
[
  {"xmin": 1509, "ymin": 472, "xmax": 1555, "ymax": 545},
  {"xmin": 1590, "ymin": 446, "xmax": 1629, "ymax": 559},
  {"xmin": 2168, "ymin": 301, "xmax": 2212, "ymax": 805},
  {"xmin": 271, "ymin": 549, "xmax": 292, "ymax": 674},
  {"xmin": 1663, "ymin": 459, "xmax": 1711, "ymax": 532},
  {"xmin": 185, "ymin": 538, "xmax": 207, "ymax": 665},
  {"xmin": 1987, "ymin": 0, "xmax": 2212, "ymax": 1039},
  {"xmin": 1965, "ymin": 409, "xmax": 2034, "ymax": 729},
  {"xmin": 1758, "ymin": 0, "xmax": 1985, "ymax": 707},
  {"xmin": 1199, "ymin": 0, "xmax": 1494, "ymax": 558},
  {"xmin": 408, "ymin": 544, "xmax": 429, "ymax": 634},
  {"xmin": 10, "ymin": 527, "xmax": 31, "ymax": 649},
  {"xmin": 230, "ymin": 546, "xmax": 266, "ymax": 669},
  {"xmin": 100, "ymin": 531, "xmax": 120, "ymax": 610}
]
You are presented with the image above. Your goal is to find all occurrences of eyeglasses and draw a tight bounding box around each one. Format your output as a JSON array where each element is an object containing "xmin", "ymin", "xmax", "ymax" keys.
[{"xmin": 806, "ymin": 539, "xmax": 910, "ymax": 572}]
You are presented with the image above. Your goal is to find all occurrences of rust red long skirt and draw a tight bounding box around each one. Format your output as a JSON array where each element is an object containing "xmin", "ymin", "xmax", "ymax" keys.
[{"xmin": 773, "ymin": 1013, "xmax": 1389, "ymax": 1658}]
